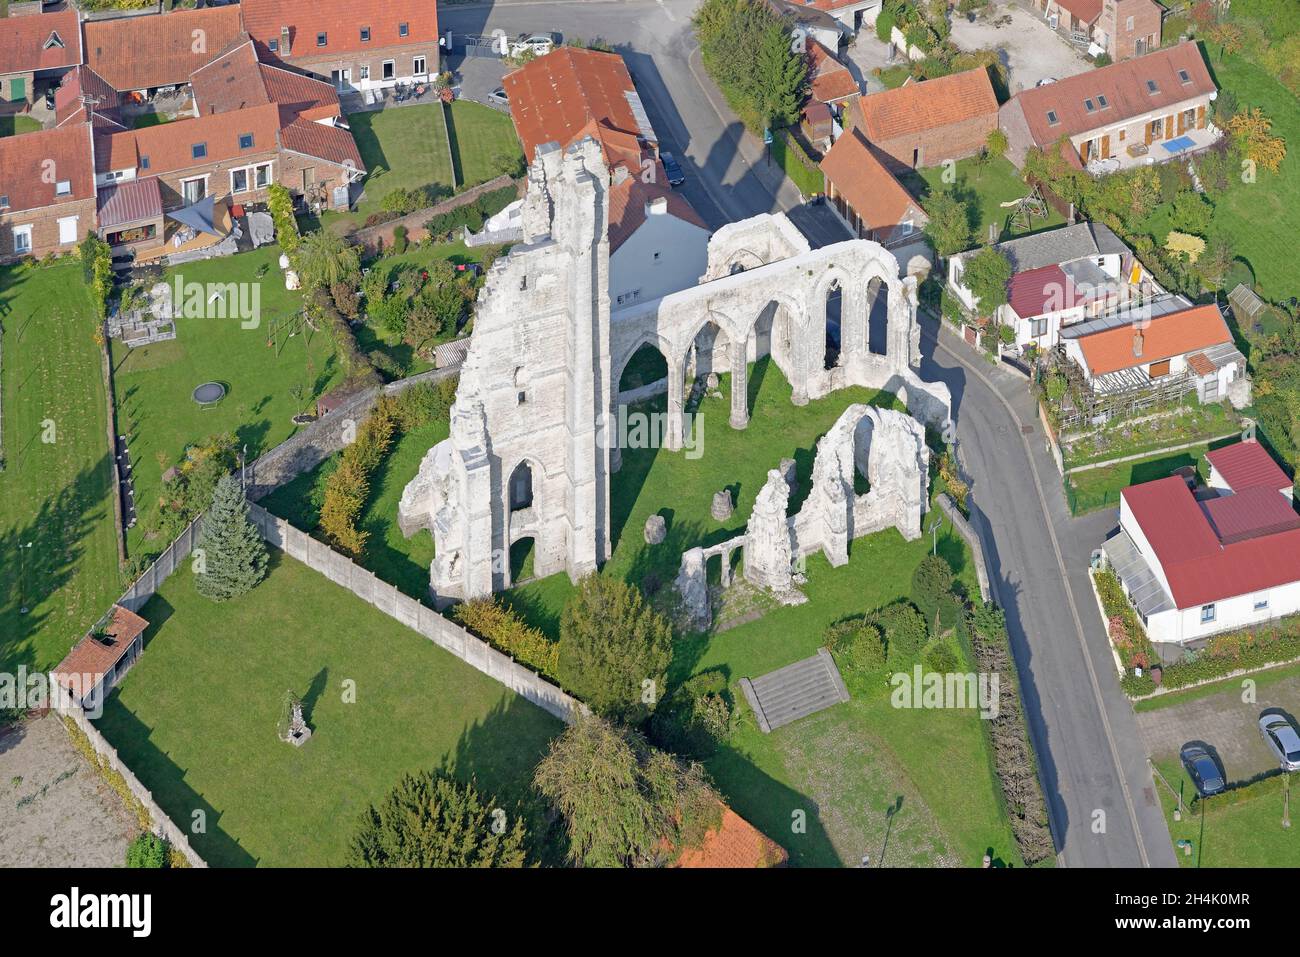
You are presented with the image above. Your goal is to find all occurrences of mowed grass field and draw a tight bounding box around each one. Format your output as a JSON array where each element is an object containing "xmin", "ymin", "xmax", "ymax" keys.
[
  {"xmin": 110, "ymin": 246, "xmax": 344, "ymax": 557},
  {"xmin": 348, "ymin": 103, "xmax": 455, "ymax": 218},
  {"xmin": 445, "ymin": 100, "xmax": 524, "ymax": 188},
  {"xmin": 0, "ymin": 262, "xmax": 121, "ymax": 671},
  {"xmin": 94, "ymin": 551, "xmax": 563, "ymax": 867}
]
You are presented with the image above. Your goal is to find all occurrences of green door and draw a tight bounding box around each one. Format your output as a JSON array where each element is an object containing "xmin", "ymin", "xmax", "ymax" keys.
[{"xmin": 9, "ymin": 77, "xmax": 26, "ymax": 103}]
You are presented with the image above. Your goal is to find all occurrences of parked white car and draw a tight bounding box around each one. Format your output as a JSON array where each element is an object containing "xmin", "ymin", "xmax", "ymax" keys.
[
  {"xmin": 1259, "ymin": 713, "xmax": 1300, "ymax": 771},
  {"xmin": 509, "ymin": 34, "xmax": 556, "ymax": 58}
]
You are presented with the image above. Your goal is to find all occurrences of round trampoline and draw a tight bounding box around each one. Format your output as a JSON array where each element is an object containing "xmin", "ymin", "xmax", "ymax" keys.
[{"xmin": 192, "ymin": 382, "xmax": 227, "ymax": 407}]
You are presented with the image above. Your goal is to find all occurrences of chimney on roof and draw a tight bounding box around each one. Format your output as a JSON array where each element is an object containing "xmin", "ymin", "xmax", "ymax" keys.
[
  {"xmin": 1133, "ymin": 328, "xmax": 1144, "ymax": 358},
  {"xmin": 645, "ymin": 196, "xmax": 668, "ymax": 215},
  {"xmin": 281, "ymin": 27, "xmax": 292, "ymax": 57}
]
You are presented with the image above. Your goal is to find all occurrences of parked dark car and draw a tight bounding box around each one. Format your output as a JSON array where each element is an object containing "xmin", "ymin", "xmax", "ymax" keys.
[
  {"xmin": 1180, "ymin": 743, "xmax": 1226, "ymax": 797},
  {"xmin": 660, "ymin": 151, "xmax": 685, "ymax": 187}
]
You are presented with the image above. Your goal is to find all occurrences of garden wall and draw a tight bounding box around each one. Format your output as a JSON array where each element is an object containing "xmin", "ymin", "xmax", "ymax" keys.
[
  {"xmin": 62, "ymin": 708, "xmax": 207, "ymax": 867},
  {"xmin": 246, "ymin": 502, "xmax": 585, "ymax": 725},
  {"xmin": 117, "ymin": 514, "xmax": 203, "ymax": 614},
  {"xmin": 936, "ymin": 493, "xmax": 990, "ymax": 603},
  {"xmin": 349, "ymin": 175, "xmax": 517, "ymax": 255}
]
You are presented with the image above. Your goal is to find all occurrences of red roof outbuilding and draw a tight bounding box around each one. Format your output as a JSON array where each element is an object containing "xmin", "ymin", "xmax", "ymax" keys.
[{"xmin": 1205, "ymin": 441, "xmax": 1292, "ymax": 494}]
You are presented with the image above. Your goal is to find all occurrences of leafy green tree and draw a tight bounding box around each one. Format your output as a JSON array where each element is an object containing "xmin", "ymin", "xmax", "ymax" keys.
[
  {"xmin": 195, "ymin": 474, "xmax": 268, "ymax": 602},
  {"xmin": 1170, "ymin": 190, "xmax": 1213, "ymax": 236},
  {"xmin": 533, "ymin": 715, "xmax": 721, "ymax": 867},
  {"xmin": 694, "ymin": 0, "xmax": 806, "ymax": 132},
  {"xmin": 963, "ymin": 246, "xmax": 1012, "ymax": 316},
  {"xmin": 985, "ymin": 127, "xmax": 1008, "ymax": 161},
  {"xmin": 911, "ymin": 554, "xmax": 962, "ymax": 631},
  {"xmin": 126, "ymin": 832, "xmax": 168, "ymax": 868},
  {"xmin": 754, "ymin": 17, "xmax": 805, "ymax": 128},
  {"xmin": 922, "ymin": 187, "xmax": 974, "ymax": 258},
  {"xmin": 874, "ymin": 600, "xmax": 930, "ymax": 668},
  {"xmin": 405, "ymin": 262, "xmax": 469, "ymax": 350},
  {"xmin": 559, "ymin": 575, "xmax": 673, "ymax": 724},
  {"xmin": 349, "ymin": 769, "xmax": 528, "ymax": 867},
  {"xmin": 297, "ymin": 229, "xmax": 361, "ymax": 293}
]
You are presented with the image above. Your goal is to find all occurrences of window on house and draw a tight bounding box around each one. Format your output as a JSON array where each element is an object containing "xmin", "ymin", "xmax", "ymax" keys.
[
  {"xmin": 0, "ymin": 195, "xmax": 8, "ymax": 209},
  {"xmin": 413, "ymin": 56, "xmax": 426, "ymax": 75},
  {"xmin": 1255, "ymin": 597, "xmax": 1270, "ymax": 612},
  {"xmin": 1200, "ymin": 603, "xmax": 1216, "ymax": 623},
  {"xmin": 1125, "ymin": 15, "xmax": 1134, "ymax": 30},
  {"xmin": 1178, "ymin": 69, "xmax": 1191, "ymax": 84},
  {"xmin": 55, "ymin": 180, "xmax": 71, "ymax": 196},
  {"xmin": 192, "ymin": 143, "xmax": 207, "ymax": 160},
  {"xmin": 1097, "ymin": 93, "xmax": 1109, "ymax": 109},
  {"xmin": 231, "ymin": 168, "xmax": 249, "ymax": 193},
  {"xmin": 255, "ymin": 163, "xmax": 271, "ymax": 189},
  {"xmin": 1046, "ymin": 110, "xmax": 1060, "ymax": 125},
  {"xmin": 317, "ymin": 32, "xmax": 328, "ymax": 47},
  {"xmin": 359, "ymin": 65, "xmax": 370, "ymax": 81},
  {"xmin": 360, "ymin": 27, "xmax": 371, "ymax": 42},
  {"xmin": 141, "ymin": 156, "xmax": 150, "ymax": 170},
  {"xmin": 399, "ymin": 23, "xmax": 410, "ymax": 38},
  {"xmin": 382, "ymin": 60, "xmax": 395, "ymax": 80},
  {"xmin": 653, "ymin": 251, "xmax": 661, "ymax": 262},
  {"xmin": 12, "ymin": 225, "xmax": 32, "ymax": 254},
  {"xmin": 45, "ymin": 31, "xmax": 64, "ymax": 49},
  {"xmin": 269, "ymin": 38, "xmax": 279, "ymax": 53},
  {"xmin": 1031, "ymin": 317, "xmax": 1049, "ymax": 337},
  {"xmin": 1084, "ymin": 98, "xmax": 1095, "ymax": 113},
  {"xmin": 1146, "ymin": 79, "xmax": 1159, "ymax": 94},
  {"xmin": 238, "ymin": 133, "xmax": 254, "ymax": 150},
  {"xmin": 57, "ymin": 216, "xmax": 81, "ymax": 245}
]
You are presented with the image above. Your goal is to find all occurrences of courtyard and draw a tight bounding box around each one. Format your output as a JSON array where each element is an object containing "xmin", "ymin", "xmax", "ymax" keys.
[
  {"xmin": 92, "ymin": 551, "xmax": 564, "ymax": 867},
  {"xmin": 949, "ymin": 2, "xmax": 1091, "ymax": 94}
]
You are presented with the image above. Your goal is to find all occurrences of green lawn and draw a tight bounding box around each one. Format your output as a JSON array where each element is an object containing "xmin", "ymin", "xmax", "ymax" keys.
[
  {"xmin": 772, "ymin": 129, "xmax": 824, "ymax": 198},
  {"xmin": 348, "ymin": 104, "xmax": 455, "ymax": 219},
  {"xmin": 132, "ymin": 112, "xmax": 173, "ymax": 130},
  {"xmin": 445, "ymin": 101, "xmax": 523, "ymax": 188},
  {"xmin": 1064, "ymin": 437, "xmax": 1237, "ymax": 514},
  {"xmin": 1135, "ymin": 659, "xmax": 1300, "ymax": 714},
  {"xmin": 110, "ymin": 246, "xmax": 344, "ymax": 556},
  {"xmin": 1153, "ymin": 757, "xmax": 1300, "ymax": 866},
  {"xmin": 0, "ymin": 262, "xmax": 121, "ymax": 672},
  {"xmin": 0, "ymin": 115, "xmax": 42, "ymax": 137},
  {"xmin": 93, "ymin": 550, "xmax": 564, "ymax": 867},
  {"xmin": 905, "ymin": 155, "xmax": 1066, "ymax": 247}
]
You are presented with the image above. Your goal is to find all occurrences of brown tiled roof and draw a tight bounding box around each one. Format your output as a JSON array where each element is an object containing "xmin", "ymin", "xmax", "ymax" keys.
[
  {"xmin": 192, "ymin": 41, "xmax": 272, "ymax": 115},
  {"xmin": 1055, "ymin": 0, "xmax": 1103, "ymax": 24},
  {"xmin": 241, "ymin": 0, "xmax": 438, "ymax": 57},
  {"xmin": 95, "ymin": 102, "xmax": 284, "ymax": 176},
  {"xmin": 0, "ymin": 8, "xmax": 80, "ymax": 74},
  {"xmin": 84, "ymin": 6, "xmax": 245, "ymax": 91},
  {"xmin": 0, "ymin": 123, "xmax": 94, "ymax": 214},
  {"xmin": 55, "ymin": 65, "xmax": 123, "ymax": 129},
  {"xmin": 53, "ymin": 605, "xmax": 149, "ymax": 694},
  {"xmin": 607, "ymin": 166, "xmax": 709, "ymax": 253},
  {"xmin": 858, "ymin": 67, "xmax": 997, "ymax": 143},
  {"xmin": 1185, "ymin": 351, "xmax": 1215, "ymax": 377},
  {"xmin": 280, "ymin": 114, "xmax": 364, "ymax": 170},
  {"xmin": 808, "ymin": 40, "xmax": 859, "ymax": 104},
  {"xmin": 1010, "ymin": 42, "xmax": 1216, "ymax": 148},
  {"xmin": 819, "ymin": 127, "xmax": 924, "ymax": 231},
  {"xmin": 674, "ymin": 805, "xmax": 788, "ymax": 868},
  {"xmin": 504, "ymin": 47, "xmax": 645, "ymax": 166},
  {"xmin": 1075, "ymin": 304, "xmax": 1231, "ymax": 376}
]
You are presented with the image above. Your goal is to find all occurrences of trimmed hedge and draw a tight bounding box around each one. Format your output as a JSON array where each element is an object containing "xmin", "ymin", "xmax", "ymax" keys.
[
  {"xmin": 1124, "ymin": 617, "xmax": 1300, "ymax": 697},
  {"xmin": 452, "ymin": 598, "xmax": 560, "ymax": 679}
]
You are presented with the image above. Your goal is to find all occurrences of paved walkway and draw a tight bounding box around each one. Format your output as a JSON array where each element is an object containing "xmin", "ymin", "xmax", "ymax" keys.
[{"xmin": 1137, "ymin": 672, "xmax": 1300, "ymax": 784}]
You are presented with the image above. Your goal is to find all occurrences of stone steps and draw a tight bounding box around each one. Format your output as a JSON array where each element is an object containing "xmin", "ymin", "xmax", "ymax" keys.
[{"xmin": 740, "ymin": 648, "xmax": 851, "ymax": 733}]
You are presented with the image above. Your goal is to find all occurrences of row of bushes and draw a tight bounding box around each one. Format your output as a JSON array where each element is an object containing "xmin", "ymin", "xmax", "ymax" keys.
[
  {"xmin": 424, "ymin": 185, "xmax": 519, "ymax": 243},
  {"xmin": 78, "ymin": 234, "xmax": 114, "ymax": 323},
  {"xmin": 1093, "ymin": 569, "xmax": 1158, "ymax": 674},
  {"xmin": 451, "ymin": 598, "xmax": 561, "ymax": 679},
  {"xmin": 318, "ymin": 397, "xmax": 399, "ymax": 556},
  {"xmin": 1124, "ymin": 617, "xmax": 1300, "ymax": 696},
  {"xmin": 267, "ymin": 183, "xmax": 301, "ymax": 257}
]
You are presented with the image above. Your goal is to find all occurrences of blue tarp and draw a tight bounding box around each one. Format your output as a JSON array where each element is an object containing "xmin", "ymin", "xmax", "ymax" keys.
[{"xmin": 166, "ymin": 196, "xmax": 221, "ymax": 236}]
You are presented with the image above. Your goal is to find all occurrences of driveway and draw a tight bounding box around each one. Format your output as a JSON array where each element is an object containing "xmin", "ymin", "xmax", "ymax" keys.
[
  {"xmin": 1137, "ymin": 673, "xmax": 1300, "ymax": 785},
  {"xmin": 950, "ymin": 1, "xmax": 1092, "ymax": 94}
]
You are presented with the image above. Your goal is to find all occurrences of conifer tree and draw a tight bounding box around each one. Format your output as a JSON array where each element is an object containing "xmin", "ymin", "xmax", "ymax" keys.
[{"xmin": 195, "ymin": 474, "xmax": 268, "ymax": 601}]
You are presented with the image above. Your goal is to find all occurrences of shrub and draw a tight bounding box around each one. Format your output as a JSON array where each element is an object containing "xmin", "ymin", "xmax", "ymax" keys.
[
  {"xmin": 452, "ymin": 597, "xmax": 561, "ymax": 679},
  {"xmin": 922, "ymin": 639, "xmax": 959, "ymax": 675},
  {"xmin": 649, "ymin": 670, "xmax": 734, "ymax": 757},
  {"xmin": 267, "ymin": 183, "xmax": 300, "ymax": 256},
  {"xmin": 318, "ymin": 397, "xmax": 398, "ymax": 556},
  {"xmin": 824, "ymin": 618, "xmax": 887, "ymax": 678},
  {"xmin": 392, "ymin": 224, "xmax": 408, "ymax": 255},
  {"xmin": 910, "ymin": 555, "xmax": 961, "ymax": 631},
  {"xmin": 874, "ymin": 600, "xmax": 930, "ymax": 668},
  {"xmin": 126, "ymin": 832, "xmax": 168, "ymax": 868},
  {"xmin": 392, "ymin": 376, "xmax": 458, "ymax": 430}
]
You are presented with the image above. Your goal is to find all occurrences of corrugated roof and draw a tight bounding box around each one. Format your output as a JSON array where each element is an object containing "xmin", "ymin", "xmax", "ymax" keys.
[
  {"xmin": 819, "ymin": 127, "xmax": 924, "ymax": 232},
  {"xmin": 1074, "ymin": 304, "xmax": 1230, "ymax": 376},
  {"xmin": 241, "ymin": 0, "xmax": 438, "ymax": 57},
  {"xmin": 1008, "ymin": 41, "xmax": 1215, "ymax": 148},
  {"xmin": 857, "ymin": 67, "xmax": 997, "ymax": 143},
  {"xmin": 0, "ymin": 8, "xmax": 80, "ymax": 74},
  {"xmin": 1200, "ymin": 485, "xmax": 1300, "ymax": 544},
  {"xmin": 1206, "ymin": 441, "xmax": 1292, "ymax": 493},
  {"xmin": 1123, "ymin": 477, "xmax": 1300, "ymax": 609},
  {"xmin": 1007, "ymin": 263, "xmax": 1101, "ymax": 318},
  {"xmin": 97, "ymin": 175, "xmax": 163, "ymax": 229},
  {"xmin": 84, "ymin": 6, "xmax": 245, "ymax": 91}
]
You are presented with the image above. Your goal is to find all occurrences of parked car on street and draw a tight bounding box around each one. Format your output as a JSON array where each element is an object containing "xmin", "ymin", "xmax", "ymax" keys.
[
  {"xmin": 510, "ymin": 33, "xmax": 558, "ymax": 58},
  {"xmin": 1259, "ymin": 713, "xmax": 1300, "ymax": 771},
  {"xmin": 660, "ymin": 151, "xmax": 685, "ymax": 187},
  {"xmin": 1180, "ymin": 743, "xmax": 1226, "ymax": 797}
]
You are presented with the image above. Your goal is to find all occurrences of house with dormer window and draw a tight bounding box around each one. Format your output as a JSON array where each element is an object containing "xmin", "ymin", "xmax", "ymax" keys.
[
  {"xmin": 0, "ymin": 6, "xmax": 80, "ymax": 112},
  {"xmin": 240, "ymin": 0, "xmax": 440, "ymax": 93}
]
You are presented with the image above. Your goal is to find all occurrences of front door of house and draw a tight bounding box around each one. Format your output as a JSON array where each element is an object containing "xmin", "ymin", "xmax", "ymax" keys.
[
  {"xmin": 9, "ymin": 77, "xmax": 25, "ymax": 102},
  {"xmin": 331, "ymin": 68, "xmax": 352, "ymax": 91}
]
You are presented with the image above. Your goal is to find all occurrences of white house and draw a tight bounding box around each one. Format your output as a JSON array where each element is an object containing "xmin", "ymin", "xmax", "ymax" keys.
[
  {"xmin": 608, "ymin": 174, "xmax": 710, "ymax": 308},
  {"xmin": 1103, "ymin": 441, "xmax": 1300, "ymax": 646}
]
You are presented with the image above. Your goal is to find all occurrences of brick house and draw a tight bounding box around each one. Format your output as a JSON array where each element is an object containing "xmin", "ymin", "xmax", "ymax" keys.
[
  {"xmin": 854, "ymin": 66, "xmax": 999, "ymax": 169},
  {"xmin": 999, "ymin": 41, "xmax": 1217, "ymax": 170},
  {"xmin": 1032, "ymin": 0, "xmax": 1162, "ymax": 61},
  {"xmin": 83, "ymin": 4, "xmax": 245, "ymax": 94},
  {"xmin": 0, "ymin": 122, "xmax": 96, "ymax": 260},
  {"xmin": 240, "ymin": 0, "xmax": 440, "ymax": 93},
  {"xmin": 820, "ymin": 126, "xmax": 927, "ymax": 248},
  {"xmin": 0, "ymin": 6, "xmax": 80, "ymax": 111}
]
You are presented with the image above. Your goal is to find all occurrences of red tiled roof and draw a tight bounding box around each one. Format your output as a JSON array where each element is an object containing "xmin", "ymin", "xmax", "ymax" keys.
[
  {"xmin": 0, "ymin": 123, "xmax": 94, "ymax": 214},
  {"xmin": 280, "ymin": 114, "xmax": 364, "ymax": 170},
  {"xmin": 673, "ymin": 805, "xmax": 788, "ymax": 868},
  {"xmin": 808, "ymin": 40, "xmax": 858, "ymax": 104},
  {"xmin": 1206, "ymin": 441, "xmax": 1292, "ymax": 493},
  {"xmin": 1123, "ymin": 477, "xmax": 1300, "ymax": 608},
  {"xmin": 1054, "ymin": 0, "xmax": 1103, "ymax": 24},
  {"xmin": 52, "ymin": 605, "xmax": 149, "ymax": 694},
  {"xmin": 819, "ymin": 127, "xmax": 924, "ymax": 231},
  {"xmin": 608, "ymin": 166, "xmax": 709, "ymax": 253},
  {"xmin": 504, "ymin": 47, "xmax": 644, "ymax": 166},
  {"xmin": 95, "ymin": 102, "xmax": 284, "ymax": 176},
  {"xmin": 241, "ymin": 0, "xmax": 438, "ymax": 57},
  {"xmin": 1007, "ymin": 263, "xmax": 1101, "ymax": 318},
  {"xmin": 97, "ymin": 175, "xmax": 163, "ymax": 230},
  {"xmin": 1009, "ymin": 42, "xmax": 1216, "ymax": 148},
  {"xmin": 1074, "ymin": 304, "xmax": 1231, "ymax": 376},
  {"xmin": 85, "ymin": 6, "xmax": 246, "ymax": 91},
  {"xmin": 55, "ymin": 65, "xmax": 122, "ymax": 129},
  {"xmin": 192, "ymin": 41, "xmax": 273, "ymax": 115},
  {"xmin": 857, "ymin": 67, "xmax": 997, "ymax": 143},
  {"xmin": 1185, "ymin": 351, "xmax": 1215, "ymax": 377},
  {"xmin": 0, "ymin": 8, "xmax": 80, "ymax": 74}
]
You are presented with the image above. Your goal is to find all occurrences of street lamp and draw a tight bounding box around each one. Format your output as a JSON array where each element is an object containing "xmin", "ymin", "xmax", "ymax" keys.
[{"xmin": 926, "ymin": 511, "xmax": 944, "ymax": 555}]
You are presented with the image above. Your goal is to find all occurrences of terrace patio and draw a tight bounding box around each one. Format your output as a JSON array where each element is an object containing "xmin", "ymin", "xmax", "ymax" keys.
[{"xmin": 1085, "ymin": 124, "xmax": 1223, "ymax": 176}]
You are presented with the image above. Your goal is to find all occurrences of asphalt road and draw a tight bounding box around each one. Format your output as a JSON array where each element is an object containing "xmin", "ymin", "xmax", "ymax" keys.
[
  {"xmin": 442, "ymin": 0, "xmax": 1175, "ymax": 867},
  {"xmin": 439, "ymin": 0, "xmax": 799, "ymax": 230}
]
